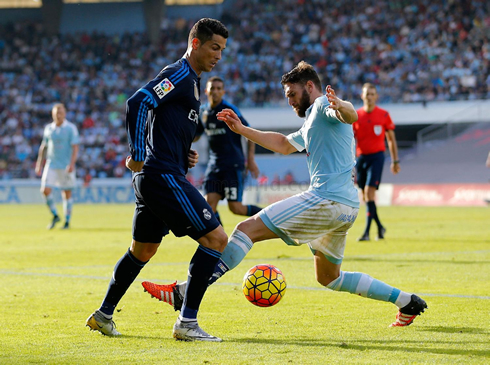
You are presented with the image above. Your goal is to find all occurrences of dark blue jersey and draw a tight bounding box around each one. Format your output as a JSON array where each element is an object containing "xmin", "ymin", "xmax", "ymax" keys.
[
  {"xmin": 197, "ymin": 99, "xmax": 249, "ymax": 171},
  {"xmin": 126, "ymin": 58, "xmax": 201, "ymax": 176}
]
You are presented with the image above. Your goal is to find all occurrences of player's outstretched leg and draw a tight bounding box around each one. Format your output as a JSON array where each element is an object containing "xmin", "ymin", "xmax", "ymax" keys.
[
  {"xmin": 327, "ymin": 271, "xmax": 428, "ymax": 326},
  {"xmin": 86, "ymin": 310, "xmax": 121, "ymax": 336}
]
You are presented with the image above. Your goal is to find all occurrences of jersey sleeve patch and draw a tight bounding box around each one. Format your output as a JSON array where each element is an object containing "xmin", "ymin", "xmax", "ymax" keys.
[{"xmin": 153, "ymin": 78, "xmax": 175, "ymax": 99}]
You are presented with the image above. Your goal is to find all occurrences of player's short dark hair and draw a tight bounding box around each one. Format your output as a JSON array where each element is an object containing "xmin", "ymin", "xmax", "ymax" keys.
[
  {"xmin": 207, "ymin": 76, "xmax": 225, "ymax": 85},
  {"xmin": 281, "ymin": 61, "xmax": 322, "ymax": 91},
  {"xmin": 362, "ymin": 83, "xmax": 377, "ymax": 92},
  {"xmin": 189, "ymin": 18, "xmax": 229, "ymax": 45}
]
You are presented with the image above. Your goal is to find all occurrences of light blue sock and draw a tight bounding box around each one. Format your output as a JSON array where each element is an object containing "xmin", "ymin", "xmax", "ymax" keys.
[
  {"xmin": 45, "ymin": 195, "xmax": 58, "ymax": 216},
  {"xmin": 327, "ymin": 271, "xmax": 411, "ymax": 308},
  {"xmin": 208, "ymin": 229, "xmax": 253, "ymax": 285},
  {"xmin": 63, "ymin": 197, "xmax": 73, "ymax": 223}
]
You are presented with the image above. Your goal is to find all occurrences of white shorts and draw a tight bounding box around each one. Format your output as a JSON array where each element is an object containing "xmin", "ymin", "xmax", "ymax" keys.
[
  {"xmin": 41, "ymin": 168, "xmax": 76, "ymax": 190},
  {"xmin": 258, "ymin": 190, "xmax": 359, "ymax": 264}
]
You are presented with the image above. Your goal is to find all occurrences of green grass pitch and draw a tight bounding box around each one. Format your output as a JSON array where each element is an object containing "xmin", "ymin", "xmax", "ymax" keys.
[{"xmin": 1, "ymin": 204, "xmax": 489, "ymax": 364}]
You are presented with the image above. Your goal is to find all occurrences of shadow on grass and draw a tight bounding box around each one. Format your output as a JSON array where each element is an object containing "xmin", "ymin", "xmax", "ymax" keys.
[
  {"xmin": 229, "ymin": 337, "xmax": 490, "ymax": 357},
  {"xmin": 347, "ymin": 257, "xmax": 490, "ymax": 265},
  {"xmin": 420, "ymin": 326, "xmax": 489, "ymax": 335}
]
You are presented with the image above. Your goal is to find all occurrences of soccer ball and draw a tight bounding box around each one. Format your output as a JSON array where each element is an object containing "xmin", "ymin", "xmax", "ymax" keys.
[{"xmin": 242, "ymin": 264, "xmax": 286, "ymax": 307}]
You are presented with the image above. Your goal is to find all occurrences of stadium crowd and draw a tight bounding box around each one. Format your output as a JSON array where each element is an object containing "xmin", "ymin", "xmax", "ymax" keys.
[{"xmin": 0, "ymin": 0, "xmax": 488, "ymax": 179}]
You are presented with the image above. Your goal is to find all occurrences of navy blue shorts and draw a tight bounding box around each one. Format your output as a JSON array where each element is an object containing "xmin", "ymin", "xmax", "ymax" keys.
[
  {"xmin": 356, "ymin": 151, "xmax": 385, "ymax": 190},
  {"xmin": 204, "ymin": 168, "xmax": 244, "ymax": 202},
  {"xmin": 132, "ymin": 172, "xmax": 220, "ymax": 243}
]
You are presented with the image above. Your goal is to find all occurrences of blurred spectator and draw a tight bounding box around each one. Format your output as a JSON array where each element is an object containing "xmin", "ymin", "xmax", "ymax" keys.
[
  {"xmin": 258, "ymin": 174, "xmax": 269, "ymax": 186},
  {"xmin": 272, "ymin": 174, "xmax": 281, "ymax": 185},
  {"xmin": 282, "ymin": 171, "xmax": 297, "ymax": 185}
]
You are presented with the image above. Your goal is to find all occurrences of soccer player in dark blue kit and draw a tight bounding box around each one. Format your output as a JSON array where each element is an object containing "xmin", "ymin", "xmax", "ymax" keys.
[
  {"xmin": 86, "ymin": 18, "xmax": 229, "ymax": 342},
  {"xmin": 195, "ymin": 76, "xmax": 261, "ymax": 225}
]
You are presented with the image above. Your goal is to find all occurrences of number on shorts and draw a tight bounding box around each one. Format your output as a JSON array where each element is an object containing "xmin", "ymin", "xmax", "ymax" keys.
[{"xmin": 224, "ymin": 187, "xmax": 237, "ymax": 200}]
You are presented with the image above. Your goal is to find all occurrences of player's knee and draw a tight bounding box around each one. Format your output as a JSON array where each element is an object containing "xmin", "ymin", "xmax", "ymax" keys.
[
  {"xmin": 130, "ymin": 241, "xmax": 159, "ymax": 262},
  {"xmin": 201, "ymin": 227, "xmax": 228, "ymax": 252},
  {"xmin": 212, "ymin": 229, "xmax": 228, "ymax": 252},
  {"xmin": 217, "ymin": 230, "xmax": 228, "ymax": 250},
  {"xmin": 235, "ymin": 219, "xmax": 253, "ymax": 236}
]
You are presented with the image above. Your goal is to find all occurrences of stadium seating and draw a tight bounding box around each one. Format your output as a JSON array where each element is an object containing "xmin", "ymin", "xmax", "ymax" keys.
[{"xmin": 0, "ymin": 0, "xmax": 488, "ymax": 180}]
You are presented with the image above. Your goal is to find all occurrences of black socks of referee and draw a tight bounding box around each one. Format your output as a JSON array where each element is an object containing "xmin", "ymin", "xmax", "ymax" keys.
[
  {"xmin": 100, "ymin": 248, "xmax": 147, "ymax": 317},
  {"xmin": 364, "ymin": 201, "xmax": 383, "ymax": 236}
]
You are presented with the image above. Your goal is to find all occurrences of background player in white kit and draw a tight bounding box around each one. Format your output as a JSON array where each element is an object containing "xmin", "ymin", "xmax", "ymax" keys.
[
  {"xmin": 35, "ymin": 103, "xmax": 79, "ymax": 230},
  {"xmin": 144, "ymin": 61, "xmax": 427, "ymax": 329}
]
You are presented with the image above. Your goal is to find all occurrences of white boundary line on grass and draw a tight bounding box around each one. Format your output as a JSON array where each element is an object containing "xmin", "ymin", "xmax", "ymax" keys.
[{"xmin": 1, "ymin": 270, "xmax": 489, "ymax": 300}]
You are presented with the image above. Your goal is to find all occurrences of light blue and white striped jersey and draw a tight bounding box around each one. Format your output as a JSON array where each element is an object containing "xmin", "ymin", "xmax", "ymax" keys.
[
  {"xmin": 287, "ymin": 95, "xmax": 359, "ymax": 208},
  {"xmin": 42, "ymin": 120, "xmax": 79, "ymax": 169}
]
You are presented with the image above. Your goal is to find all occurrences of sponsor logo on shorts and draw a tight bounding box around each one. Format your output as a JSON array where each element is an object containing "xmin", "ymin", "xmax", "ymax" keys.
[
  {"xmin": 153, "ymin": 78, "xmax": 175, "ymax": 99},
  {"xmin": 203, "ymin": 208, "xmax": 212, "ymax": 220}
]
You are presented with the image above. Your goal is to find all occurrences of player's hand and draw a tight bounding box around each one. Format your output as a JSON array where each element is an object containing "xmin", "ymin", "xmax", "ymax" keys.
[
  {"xmin": 126, "ymin": 156, "xmax": 144, "ymax": 172},
  {"xmin": 188, "ymin": 149, "xmax": 199, "ymax": 168},
  {"xmin": 326, "ymin": 85, "xmax": 340, "ymax": 110},
  {"xmin": 246, "ymin": 159, "xmax": 260, "ymax": 179},
  {"xmin": 66, "ymin": 164, "xmax": 74, "ymax": 173},
  {"xmin": 216, "ymin": 109, "xmax": 244, "ymax": 134},
  {"xmin": 391, "ymin": 162, "xmax": 401, "ymax": 175},
  {"xmin": 35, "ymin": 164, "xmax": 42, "ymax": 177}
]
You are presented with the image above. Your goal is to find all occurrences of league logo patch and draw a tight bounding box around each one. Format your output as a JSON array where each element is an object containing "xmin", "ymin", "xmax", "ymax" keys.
[
  {"xmin": 153, "ymin": 78, "xmax": 175, "ymax": 99},
  {"xmin": 374, "ymin": 125, "xmax": 383, "ymax": 136},
  {"xmin": 203, "ymin": 208, "xmax": 212, "ymax": 220}
]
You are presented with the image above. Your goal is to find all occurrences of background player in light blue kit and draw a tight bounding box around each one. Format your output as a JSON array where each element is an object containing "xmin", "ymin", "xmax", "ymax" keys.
[
  {"xmin": 195, "ymin": 76, "xmax": 261, "ymax": 225},
  {"xmin": 145, "ymin": 61, "xmax": 427, "ymax": 329},
  {"xmin": 35, "ymin": 103, "xmax": 79, "ymax": 230}
]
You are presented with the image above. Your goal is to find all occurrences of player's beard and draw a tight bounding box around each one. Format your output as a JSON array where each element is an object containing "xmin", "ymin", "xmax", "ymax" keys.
[{"xmin": 295, "ymin": 88, "xmax": 311, "ymax": 118}]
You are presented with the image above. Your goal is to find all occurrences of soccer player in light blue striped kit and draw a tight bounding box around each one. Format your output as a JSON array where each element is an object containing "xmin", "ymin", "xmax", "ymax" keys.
[
  {"xmin": 35, "ymin": 103, "xmax": 79, "ymax": 230},
  {"xmin": 144, "ymin": 61, "xmax": 427, "ymax": 328}
]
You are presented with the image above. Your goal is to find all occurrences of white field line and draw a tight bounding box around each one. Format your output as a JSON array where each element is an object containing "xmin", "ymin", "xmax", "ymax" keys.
[{"xmin": 1, "ymin": 270, "xmax": 488, "ymax": 300}]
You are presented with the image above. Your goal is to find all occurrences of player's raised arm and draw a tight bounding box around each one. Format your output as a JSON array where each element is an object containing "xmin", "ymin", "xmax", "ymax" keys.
[
  {"xmin": 326, "ymin": 85, "xmax": 358, "ymax": 124},
  {"xmin": 217, "ymin": 109, "xmax": 297, "ymax": 155}
]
